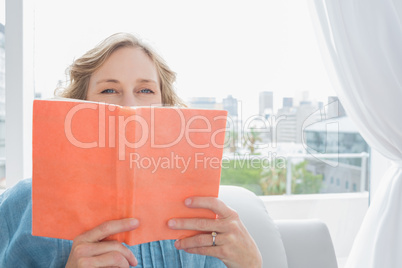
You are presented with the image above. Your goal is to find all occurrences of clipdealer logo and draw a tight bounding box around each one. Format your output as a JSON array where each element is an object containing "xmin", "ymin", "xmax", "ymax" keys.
[{"xmin": 63, "ymin": 103, "xmax": 227, "ymax": 161}]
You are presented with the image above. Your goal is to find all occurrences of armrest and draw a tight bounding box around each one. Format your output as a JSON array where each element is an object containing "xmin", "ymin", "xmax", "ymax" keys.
[
  {"xmin": 219, "ymin": 185, "xmax": 288, "ymax": 268},
  {"xmin": 275, "ymin": 219, "xmax": 338, "ymax": 268}
]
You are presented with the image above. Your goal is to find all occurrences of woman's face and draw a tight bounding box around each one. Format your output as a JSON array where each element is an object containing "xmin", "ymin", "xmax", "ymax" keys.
[{"xmin": 86, "ymin": 47, "xmax": 162, "ymax": 107}]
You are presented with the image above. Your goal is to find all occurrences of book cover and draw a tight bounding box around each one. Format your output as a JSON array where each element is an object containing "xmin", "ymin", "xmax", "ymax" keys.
[{"xmin": 32, "ymin": 99, "xmax": 227, "ymax": 245}]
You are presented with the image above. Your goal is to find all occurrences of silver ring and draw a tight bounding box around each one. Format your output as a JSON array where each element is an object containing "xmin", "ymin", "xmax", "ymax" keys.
[{"xmin": 212, "ymin": 231, "xmax": 217, "ymax": 246}]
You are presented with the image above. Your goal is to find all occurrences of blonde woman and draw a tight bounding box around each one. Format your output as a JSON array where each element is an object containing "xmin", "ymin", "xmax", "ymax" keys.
[{"xmin": 0, "ymin": 33, "xmax": 262, "ymax": 268}]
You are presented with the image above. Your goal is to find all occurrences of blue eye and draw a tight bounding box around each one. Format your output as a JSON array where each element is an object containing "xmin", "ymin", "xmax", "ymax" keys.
[
  {"xmin": 140, "ymin": 89, "xmax": 154, "ymax": 94},
  {"xmin": 101, "ymin": 89, "xmax": 116, "ymax": 94}
]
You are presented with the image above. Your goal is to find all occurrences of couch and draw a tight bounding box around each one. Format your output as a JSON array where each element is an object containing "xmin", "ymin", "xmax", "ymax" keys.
[{"xmin": 219, "ymin": 185, "xmax": 338, "ymax": 268}]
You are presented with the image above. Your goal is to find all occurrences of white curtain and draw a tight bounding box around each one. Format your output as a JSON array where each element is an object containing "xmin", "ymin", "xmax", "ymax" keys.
[{"xmin": 309, "ymin": 0, "xmax": 402, "ymax": 267}]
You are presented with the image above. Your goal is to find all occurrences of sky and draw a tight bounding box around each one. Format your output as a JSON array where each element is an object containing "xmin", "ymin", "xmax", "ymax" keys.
[{"xmin": 5, "ymin": 0, "xmax": 335, "ymax": 120}]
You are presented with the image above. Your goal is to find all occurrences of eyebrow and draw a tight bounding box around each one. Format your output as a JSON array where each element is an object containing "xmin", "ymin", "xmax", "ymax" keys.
[
  {"xmin": 96, "ymin": 79, "xmax": 157, "ymax": 85},
  {"xmin": 97, "ymin": 79, "xmax": 119, "ymax": 84}
]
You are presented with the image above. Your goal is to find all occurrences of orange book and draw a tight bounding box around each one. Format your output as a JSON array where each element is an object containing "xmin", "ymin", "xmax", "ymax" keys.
[{"xmin": 32, "ymin": 99, "xmax": 227, "ymax": 245}]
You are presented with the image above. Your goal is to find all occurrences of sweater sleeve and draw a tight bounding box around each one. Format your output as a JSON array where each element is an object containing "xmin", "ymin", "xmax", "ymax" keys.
[{"xmin": 0, "ymin": 179, "xmax": 73, "ymax": 268}]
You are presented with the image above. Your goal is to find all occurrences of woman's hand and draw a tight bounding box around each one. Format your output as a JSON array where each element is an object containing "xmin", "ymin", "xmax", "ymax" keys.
[
  {"xmin": 65, "ymin": 218, "xmax": 139, "ymax": 268},
  {"xmin": 168, "ymin": 197, "xmax": 262, "ymax": 268}
]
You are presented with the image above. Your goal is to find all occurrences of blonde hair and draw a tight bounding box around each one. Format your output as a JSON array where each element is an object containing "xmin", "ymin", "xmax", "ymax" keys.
[{"xmin": 58, "ymin": 32, "xmax": 185, "ymax": 106}]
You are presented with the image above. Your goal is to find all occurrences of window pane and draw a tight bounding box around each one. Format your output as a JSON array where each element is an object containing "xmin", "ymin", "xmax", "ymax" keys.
[{"xmin": 33, "ymin": 0, "xmax": 370, "ymax": 196}]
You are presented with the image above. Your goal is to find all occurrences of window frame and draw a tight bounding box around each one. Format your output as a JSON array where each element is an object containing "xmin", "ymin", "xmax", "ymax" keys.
[{"xmin": 4, "ymin": 0, "xmax": 34, "ymax": 188}]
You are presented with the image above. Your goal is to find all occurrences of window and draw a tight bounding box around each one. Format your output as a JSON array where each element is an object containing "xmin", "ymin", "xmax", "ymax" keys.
[
  {"xmin": 5, "ymin": 1, "xmax": 371, "ymax": 266},
  {"xmin": 32, "ymin": 0, "xmax": 371, "ymax": 197}
]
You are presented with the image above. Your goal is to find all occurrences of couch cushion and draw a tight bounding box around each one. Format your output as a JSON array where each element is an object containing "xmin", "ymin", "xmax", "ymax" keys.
[
  {"xmin": 275, "ymin": 219, "xmax": 338, "ymax": 268},
  {"xmin": 219, "ymin": 185, "xmax": 288, "ymax": 268}
]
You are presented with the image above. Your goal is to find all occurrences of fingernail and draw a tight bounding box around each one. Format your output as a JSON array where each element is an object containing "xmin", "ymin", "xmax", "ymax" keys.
[
  {"xmin": 168, "ymin": 219, "xmax": 176, "ymax": 227},
  {"xmin": 185, "ymin": 198, "xmax": 192, "ymax": 206},
  {"xmin": 130, "ymin": 219, "xmax": 139, "ymax": 227}
]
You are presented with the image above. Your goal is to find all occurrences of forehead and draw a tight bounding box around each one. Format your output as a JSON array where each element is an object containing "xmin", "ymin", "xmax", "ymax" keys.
[{"xmin": 93, "ymin": 47, "xmax": 159, "ymax": 82}]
